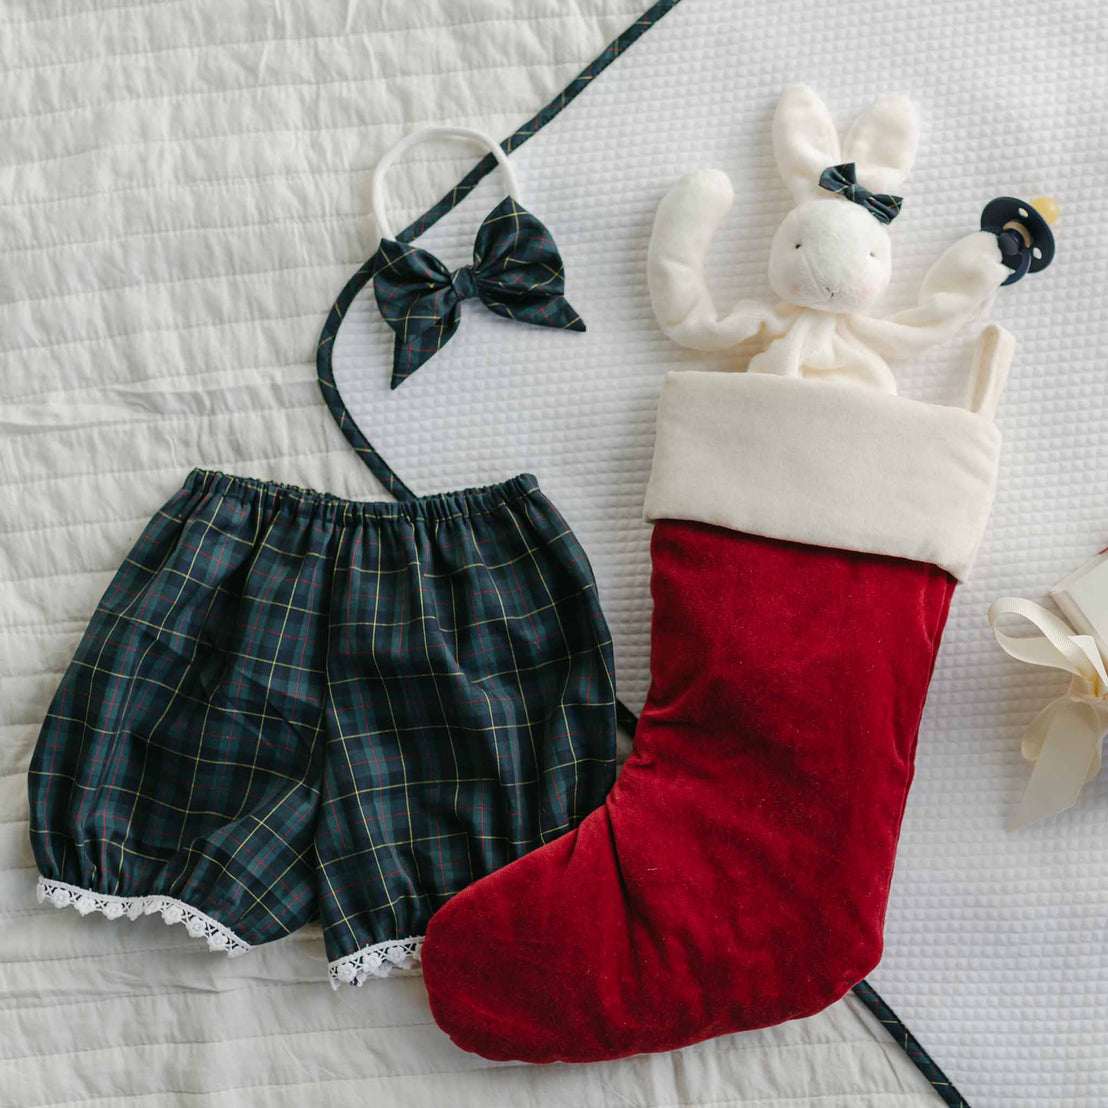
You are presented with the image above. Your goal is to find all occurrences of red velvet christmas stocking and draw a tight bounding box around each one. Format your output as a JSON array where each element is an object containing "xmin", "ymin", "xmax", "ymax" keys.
[{"xmin": 421, "ymin": 369, "xmax": 1005, "ymax": 1063}]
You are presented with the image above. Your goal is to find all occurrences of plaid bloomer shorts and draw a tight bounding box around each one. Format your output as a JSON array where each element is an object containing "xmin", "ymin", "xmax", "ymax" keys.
[{"xmin": 28, "ymin": 469, "xmax": 617, "ymax": 984}]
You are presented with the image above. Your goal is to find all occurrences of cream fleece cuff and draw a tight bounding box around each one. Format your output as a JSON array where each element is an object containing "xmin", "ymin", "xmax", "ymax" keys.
[{"xmin": 643, "ymin": 370, "xmax": 1001, "ymax": 581}]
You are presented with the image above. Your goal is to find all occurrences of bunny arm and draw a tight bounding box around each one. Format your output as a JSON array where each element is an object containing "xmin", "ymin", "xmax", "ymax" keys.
[
  {"xmin": 648, "ymin": 170, "xmax": 798, "ymax": 351},
  {"xmin": 847, "ymin": 231, "xmax": 1010, "ymax": 359}
]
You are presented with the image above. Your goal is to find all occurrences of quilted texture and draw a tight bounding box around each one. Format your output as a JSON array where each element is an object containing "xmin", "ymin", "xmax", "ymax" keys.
[
  {"xmin": 0, "ymin": 2, "xmax": 941, "ymax": 1106},
  {"xmin": 331, "ymin": 1, "xmax": 1108, "ymax": 1104}
]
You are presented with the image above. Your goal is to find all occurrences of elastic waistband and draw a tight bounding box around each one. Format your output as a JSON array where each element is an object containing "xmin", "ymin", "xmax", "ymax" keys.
[{"xmin": 185, "ymin": 469, "xmax": 540, "ymax": 525}]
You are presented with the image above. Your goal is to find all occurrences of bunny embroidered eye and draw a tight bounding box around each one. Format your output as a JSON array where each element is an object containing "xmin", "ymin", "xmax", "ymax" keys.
[{"xmin": 795, "ymin": 243, "xmax": 802, "ymax": 250}]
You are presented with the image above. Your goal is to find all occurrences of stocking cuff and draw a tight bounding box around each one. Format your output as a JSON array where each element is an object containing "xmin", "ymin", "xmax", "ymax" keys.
[{"xmin": 643, "ymin": 371, "xmax": 1001, "ymax": 581}]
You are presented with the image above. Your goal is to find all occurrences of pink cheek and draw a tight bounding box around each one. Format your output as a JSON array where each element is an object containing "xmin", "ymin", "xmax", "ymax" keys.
[
  {"xmin": 859, "ymin": 286, "xmax": 872, "ymax": 302},
  {"xmin": 789, "ymin": 282, "xmax": 802, "ymax": 296}
]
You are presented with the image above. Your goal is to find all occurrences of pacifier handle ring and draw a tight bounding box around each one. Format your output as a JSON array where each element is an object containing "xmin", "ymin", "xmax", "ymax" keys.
[
  {"xmin": 1001, "ymin": 247, "xmax": 1032, "ymax": 286},
  {"xmin": 371, "ymin": 126, "xmax": 523, "ymax": 241}
]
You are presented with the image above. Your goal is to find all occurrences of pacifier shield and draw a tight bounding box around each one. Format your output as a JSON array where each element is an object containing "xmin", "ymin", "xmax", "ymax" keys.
[{"xmin": 981, "ymin": 196, "xmax": 1056, "ymax": 277}]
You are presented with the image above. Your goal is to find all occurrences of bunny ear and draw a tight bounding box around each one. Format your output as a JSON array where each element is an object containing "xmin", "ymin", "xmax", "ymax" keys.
[
  {"xmin": 773, "ymin": 85, "xmax": 841, "ymax": 203},
  {"xmin": 842, "ymin": 95, "xmax": 919, "ymax": 194}
]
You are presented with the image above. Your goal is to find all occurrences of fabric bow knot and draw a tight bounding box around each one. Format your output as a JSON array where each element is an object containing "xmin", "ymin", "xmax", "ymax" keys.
[
  {"xmin": 448, "ymin": 265, "xmax": 479, "ymax": 302},
  {"xmin": 373, "ymin": 196, "xmax": 585, "ymax": 389},
  {"xmin": 989, "ymin": 596, "xmax": 1108, "ymax": 829},
  {"xmin": 818, "ymin": 162, "xmax": 903, "ymax": 225}
]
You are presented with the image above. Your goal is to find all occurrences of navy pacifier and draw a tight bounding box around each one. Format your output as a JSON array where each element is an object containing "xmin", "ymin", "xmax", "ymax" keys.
[{"xmin": 980, "ymin": 195, "xmax": 1058, "ymax": 285}]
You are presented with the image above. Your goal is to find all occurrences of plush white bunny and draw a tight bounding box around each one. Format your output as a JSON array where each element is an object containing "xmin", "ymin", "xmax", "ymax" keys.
[{"xmin": 648, "ymin": 85, "xmax": 1012, "ymax": 392}]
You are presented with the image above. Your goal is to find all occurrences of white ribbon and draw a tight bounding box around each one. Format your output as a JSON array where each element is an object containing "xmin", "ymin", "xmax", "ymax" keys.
[
  {"xmin": 989, "ymin": 596, "xmax": 1108, "ymax": 829},
  {"xmin": 370, "ymin": 126, "xmax": 522, "ymax": 241}
]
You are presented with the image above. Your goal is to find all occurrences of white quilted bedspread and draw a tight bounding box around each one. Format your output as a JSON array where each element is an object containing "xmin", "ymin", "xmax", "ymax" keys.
[{"xmin": 0, "ymin": 3, "xmax": 939, "ymax": 1107}]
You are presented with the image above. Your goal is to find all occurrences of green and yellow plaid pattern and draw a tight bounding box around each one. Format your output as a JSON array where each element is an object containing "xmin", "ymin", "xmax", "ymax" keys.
[
  {"xmin": 28, "ymin": 469, "xmax": 617, "ymax": 978},
  {"xmin": 373, "ymin": 196, "xmax": 586, "ymax": 388}
]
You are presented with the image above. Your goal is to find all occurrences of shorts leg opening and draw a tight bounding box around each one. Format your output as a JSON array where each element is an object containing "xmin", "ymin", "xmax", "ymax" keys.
[
  {"xmin": 36, "ymin": 875, "xmax": 251, "ymax": 956},
  {"xmin": 328, "ymin": 935, "xmax": 424, "ymax": 986}
]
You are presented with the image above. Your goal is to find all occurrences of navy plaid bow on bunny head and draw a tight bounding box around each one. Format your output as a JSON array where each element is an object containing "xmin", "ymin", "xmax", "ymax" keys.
[
  {"xmin": 818, "ymin": 162, "xmax": 903, "ymax": 225},
  {"xmin": 373, "ymin": 197, "xmax": 585, "ymax": 389}
]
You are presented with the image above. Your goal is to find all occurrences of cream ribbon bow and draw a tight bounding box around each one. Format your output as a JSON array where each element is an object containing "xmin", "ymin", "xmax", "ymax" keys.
[{"xmin": 989, "ymin": 597, "xmax": 1108, "ymax": 829}]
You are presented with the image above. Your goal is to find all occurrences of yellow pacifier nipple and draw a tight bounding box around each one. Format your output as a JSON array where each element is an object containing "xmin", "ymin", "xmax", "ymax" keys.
[{"xmin": 1031, "ymin": 196, "xmax": 1060, "ymax": 226}]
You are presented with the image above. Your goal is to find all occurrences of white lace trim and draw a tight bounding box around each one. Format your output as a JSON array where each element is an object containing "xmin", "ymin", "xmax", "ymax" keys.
[
  {"xmin": 36, "ymin": 876, "xmax": 251, "ymax": 956},
  {"xmin": 328, "ymin": 935, "xmax": 424, "ymax": 986}
]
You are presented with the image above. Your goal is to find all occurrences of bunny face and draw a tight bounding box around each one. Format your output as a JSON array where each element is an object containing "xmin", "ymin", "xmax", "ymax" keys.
[
  {"xmin": 767, "ymin": 85, "xmax": 918, "ymax": 313},
  {"xmin": 768, "ymin": 198, "xmax": 891, "ymax": 312}
]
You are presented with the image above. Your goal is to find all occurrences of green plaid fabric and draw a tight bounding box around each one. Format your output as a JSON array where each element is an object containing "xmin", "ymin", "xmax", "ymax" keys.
[
  {"xmin": 373, "ymin": 196, "xmax": 585, "ymax": 388},
  {"xmin": 29, "ymin": 469, "xmax": 616, "ymax": 982}
]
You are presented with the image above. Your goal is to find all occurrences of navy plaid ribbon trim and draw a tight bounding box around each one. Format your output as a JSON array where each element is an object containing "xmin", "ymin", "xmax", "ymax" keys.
[
  {"xmin": 374, "ymin": 197, "xmax": 585, "ymax": 389},
  {"xmin": 818, "ymin": 162, "xmax": 903, "ymax": 224},
  {"xmin": 851, "ymin": 981, "xmax": 971, "ymax": 1107}
]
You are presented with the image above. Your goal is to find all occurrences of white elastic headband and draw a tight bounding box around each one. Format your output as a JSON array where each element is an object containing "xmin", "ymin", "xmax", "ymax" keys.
[{"xmin": 370, "ymin": 126, "xmax": 523, "ymax": 241}]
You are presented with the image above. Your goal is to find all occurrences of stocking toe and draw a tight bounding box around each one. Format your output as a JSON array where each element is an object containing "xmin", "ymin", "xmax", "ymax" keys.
[{"xmin": 423, "ymin": 830, "xmax": 588, "ymax": 1062}]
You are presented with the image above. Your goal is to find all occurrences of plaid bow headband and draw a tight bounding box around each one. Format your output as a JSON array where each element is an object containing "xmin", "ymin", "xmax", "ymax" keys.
[
  {"xmin": 373, "ymin": 196, "xmax": 585, "ymax": 389},
  {"xmin": 818, "ymin": 162, "xmax": 903, "ymax": 225}
]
